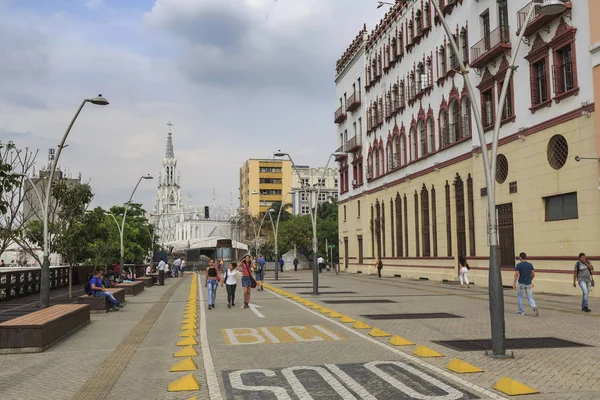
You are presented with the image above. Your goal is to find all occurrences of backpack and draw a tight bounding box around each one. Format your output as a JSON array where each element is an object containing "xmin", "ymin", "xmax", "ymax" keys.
[{"xmin": 84, "ymin": 280, "xmax": 92, "ymax": 296}]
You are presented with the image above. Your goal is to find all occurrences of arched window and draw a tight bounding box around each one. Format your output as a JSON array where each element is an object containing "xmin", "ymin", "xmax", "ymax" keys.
[
  {"xmin": 426, "ymin": 57, "xmax": 433, "ymax": 88},
  {"xmin": 392, "ymin": 84, "xmax": 399, "ymax": 110},
  {"xmin": 418, "ymin": 120, "xmax": 427, "ymax": 156},
  {"xmin": 449, "ymin": 99, "xmax": 460, "ymax": 143},
  {"xmin": 409, "ymin": 20, "xmax": 414, "ymax": 43},
  {"xmin": 379, "ymin": 147, "xmax": 385, "ymax": 175},
  {"xmin": 409, "ymin": 72, "xmax": 416, "ymax": 98},
  {"xmin": 417, "ymin": 62, "xmax": 425, "ymax": 92},
  {"xmin": 378, "ymin": 98, "xmax": 384, "ymax": 124},
  {"xmin": 374, "ymin": 148, "xmax": 380, "ymax": 176},
  {"xmin": 367, "ymin": 151, "xmax": 374, "ymax": 178},
  {"xmin": 393, "ymin": 134, "xmax": 400, "ymax": 168},
  {"xmin": 427, "ymin": 118, "xmax": 435, "ymax": 153},
  {"xmin": 461, "ymin": 96, "xmax": 471, "ymax": 139},
  {"xmin": 416, "ymin": 10, "xmax": 422, "ymax": 37},
  {"xmin": 424, "ymin": 2, "xmax": 430, "ymax": 29},
  {"xmin": 399, "ymin": 80, "xmax": 406, "ymax": 107},
  {"xmin": 410, "ymin": 127, "xmax": 418, "ymax": 161},
  {"xmin": 373, "ymin": 101, "xmax": 379, "ymax": 125},
  {"xmin": 386, "ymin": 89, "xmax": 392, "ymax": 117},
  {"xmin": 460, "ymin": 27, "xmax": 468, "ymax": 63},
  {"xmin": 387, "ymin": 141, "xmax": 393, "ymax": 170},
  {"xmin": 439, "ymin": 109, "xmax": 448, "ymax": 147},
  {"xmin": 399, "ymin": 28, "xmax": 404, "ymax": 56},
  {"xmin": 400, "ymin": 131, "xmax": 407, "ymax": 165},
  {"xmin": 439, "ymin": 45, "xmax": 446, "ymax": 77}
]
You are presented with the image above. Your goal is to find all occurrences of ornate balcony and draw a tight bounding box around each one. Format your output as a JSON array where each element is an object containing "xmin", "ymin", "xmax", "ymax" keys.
[
  {"xmin": 346, "ymin": 135, "xmax": 362, "ymax": 153},
  {"xmin": 517, "ymin": 1, "xmax": 571, "ymax": 38},
  {"xmin": 334, "ymin": 106, "xmax": 347, "ymax": 124},
  {"xmin": 346, "ymin": 92, "xmax": 361, "ymax": 112},
  {"xmin": 470, "ymin": 25, "xmax": 511, "ymax": 69}
]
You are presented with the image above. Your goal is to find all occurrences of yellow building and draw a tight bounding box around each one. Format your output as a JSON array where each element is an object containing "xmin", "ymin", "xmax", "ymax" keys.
[
  {"xmin": 239, "ymin": 159, "xmax": 293, "ymax": 216},
  {"xmin": 336, "ymin": 0, "xmax": 597, "ymax": 296}
]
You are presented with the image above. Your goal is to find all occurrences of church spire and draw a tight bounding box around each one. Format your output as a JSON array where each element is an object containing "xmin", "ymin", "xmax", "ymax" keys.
[{"xmin": 165, "ymin": 121, "xmax": 174, "ymax": 158}]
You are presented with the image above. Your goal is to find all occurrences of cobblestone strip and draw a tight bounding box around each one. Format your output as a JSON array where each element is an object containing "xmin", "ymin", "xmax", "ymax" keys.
[{"xmin": 73, "ymin": 279, "xmax": 185, "ymax": 400}]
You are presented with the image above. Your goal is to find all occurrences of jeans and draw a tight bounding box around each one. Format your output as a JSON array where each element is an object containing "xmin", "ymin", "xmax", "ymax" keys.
[
  {"xmin": 579, "ymin": 280, "xmax": 592, "ymax": 309},
  {"xmin": 207, "ymin": 279, "xmax": 218, "ymax": 305},
  {"xmin": 158, "ymin": 270, "xmax": 165, "ymax": 285},
  {"xmin": 377, "ymin": 267, "xmax": 382, "ymax": 278},
  {"xmin": 226, "ymin": 284, "xmax": 237, "ymax": 305},
  {"xmin": 94, "ymin": 291, "xmax": 120, "ymax": 307},
  {"xmin": 517, "ymin": 283, "xmax": 536, "ymax": 314}
]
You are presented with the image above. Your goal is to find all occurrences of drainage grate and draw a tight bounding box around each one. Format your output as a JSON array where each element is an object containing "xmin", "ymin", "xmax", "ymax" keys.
[
  {"xmin": 434, "ymin": 337, "xmax": 592, "ymax": 352},
  {"xmin": 323, "ymin": 299, "xmax": 396, "ymax": 304},
  {"xmin": 298, "ymin": 291, "xmax": 357, "ymax": 295},
  {"xmin": 280, "ymin": 286, "xmax": 331, "ymax": 289},
  {"xmin": 361, "ymin": 313, "xmax": 463, "ymax": 320}
]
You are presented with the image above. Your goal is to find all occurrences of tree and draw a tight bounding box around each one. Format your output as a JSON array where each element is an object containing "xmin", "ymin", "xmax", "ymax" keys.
[
  {"xmin": 108, "ymin": 203, "xmax": 155, "ymax": 266},
  {"xmin": 269, "ymin": 201, "xmax": 292, "ymax": 223},
  {"xmin": 278, "ymin": 215, "xmax": 313, "ymax": 260},
  {"xmin": 0, "ymin": 142, "xmax": 37, "ymax": 258}
]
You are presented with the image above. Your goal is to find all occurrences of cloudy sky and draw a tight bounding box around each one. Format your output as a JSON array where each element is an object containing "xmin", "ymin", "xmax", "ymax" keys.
[{"xmin": 0, "ymin": 0, "xmax": 382, "ymax": 213}]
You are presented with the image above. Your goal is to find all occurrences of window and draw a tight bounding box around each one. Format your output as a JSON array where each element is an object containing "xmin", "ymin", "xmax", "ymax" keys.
[
  {"xmin": 416, "ymin": 10, "xmax": 422, "ymax": 37},
  {"xmin": 301, "ymin": 205, "xmax": 310, "ymax": 215},
  {"xmin": 439, "ymin": 46, "xmax": 446, "ymax": 77},
  {"xmin": 460, "ymin": 27, "xmax": 468, "ymax": 63},
  {"xmin": 547, "ymin": 134, "xmax": 569, "ymax": 170},
  {"xmin": 419, "ymin": 121, "xmax": 427, "ymax": 156},
  {"xmin": 461, "ymin": 96, "xmax": 471, "ymax": 138},
  {"xmin": 301, "ymin": 178, "xmax": 310, "ymax": 187},
  {"xmin": 358, "ymin": 117, "xmax": 362, "ymax": 134},
  {"xmin": 553, "ymin": 45, "xmax": 575, "ymax": 95},
  {"xmin": 300, "ymin": 192, "xmax": 308, "ymax": 202},
  {"xmin": 260, "ymin": 167, "xmax": 282, "ymax": 173},
  {"xmin": 449, "ymin": 100, "xmax": 460, "ymax": 143},
  {"xmin": 427, "ymin": 118, "xmax": 435, "ymax": 153},
  {"xmin": 482, "ymin": 11, "xmax": 491, "ymax": 50},
  {"xmin": 416, "ymin": 62, "xmax": 426, "ymax": 91},
  {"xmin": 318, "ymin": 193, "xmax": 327, "ymax": 202},
  {"xmin": 498, "ymin": 79, "xmax": 513, "ymax": 120},
  {"xmin": 344, "ymin": 205, "xmax": 347, "ymax": 221},
  {"xmin": 496, "ymin": 154, "xmax": 509, "ymax": 184},
  {"xmin": 482, "ymin": 89, "xmax": 494, "ymax": 128},
  {"xmin": 410, "ymin": 127, "xmax": 418, "ymax": 160},
  {"xmin": 358, "ymin": 200, "xmax": 361, "ymax": 218},
  {"xmin": 450, "ymin": 34, "xmax": 459, "ymax": 70},
  {"xmin": 544, "ymin": 192, "xmax": 578, "ymax": 221},
  {"xmin": 317, "ymin": 178, "xmax": 325, "ymax": 187},
  {"xmin": 531, "ymin": 60, "xmax": 549, "ymax": 106},
  {"xmin": 334, "ymin": 179, "xmax": 338, "ymax": 188},
  {"xmin": 439, "ymin": 110, "xmax": 448, "ymax": 147},
  {"xmin": 260, "ymin": 189, "xmax": 282, "ymax": 195},
  {"xmin": 259, "ymin": 178, "xmax": 282, "ymax": 184}
]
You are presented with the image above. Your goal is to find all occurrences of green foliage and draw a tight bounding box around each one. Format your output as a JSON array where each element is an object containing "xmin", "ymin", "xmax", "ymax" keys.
[
  {"xmin": 0, "ymin": 141, "xmax": 20, "ymax": 215},
  {"xmin": 107, "ymin": 203, "xmax": 156, "ymax": 265}
]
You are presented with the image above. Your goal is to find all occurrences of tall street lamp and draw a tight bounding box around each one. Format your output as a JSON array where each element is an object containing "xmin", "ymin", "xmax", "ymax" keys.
[
  {"xmin": 274, "ymin": 151, "xmax": 344, "ymax": 295},
  {"xmin": 255, "ymin": 208, "xmax": 274, "ymax": 256},
  {"xmin": 253, "ymin": 190, "xmax": 293, "ymax": 280},
  {"xmin": 376, "ymin": 0, "xmax": 566, "ymax": 357},
  {"xmin": 40, "ymin": 94, "xmax": 109, "ymax": 308},
  {"xmin": 119, "ymin": 175, "xmax": 153, "ymax": 273}
]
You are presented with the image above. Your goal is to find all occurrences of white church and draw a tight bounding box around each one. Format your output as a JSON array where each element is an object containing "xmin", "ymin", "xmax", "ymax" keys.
[{"xmin": 151, "ymin": 123, "xmax": 246, "ymax": 255}]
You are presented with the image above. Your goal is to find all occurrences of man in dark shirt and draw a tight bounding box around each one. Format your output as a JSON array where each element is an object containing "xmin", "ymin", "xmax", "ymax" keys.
[{"xmin": 513, "ymin": 252, "xmax": 539, "ymax": 316}]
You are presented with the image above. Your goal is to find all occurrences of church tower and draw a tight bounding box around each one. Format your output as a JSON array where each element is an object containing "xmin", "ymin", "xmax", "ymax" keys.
[{"xmin": 153, "ymin": 122, "xmax": 182, "ymax": 241}]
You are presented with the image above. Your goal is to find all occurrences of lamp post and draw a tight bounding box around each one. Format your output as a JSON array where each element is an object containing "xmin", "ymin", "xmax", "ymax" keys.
[
  {"xmin": 119, "ymin": 175, "xmax": 153, "ymax": 273},
  {"xmin": 253, "ymin": 190, "xmax": 293, "ymax": 280},
  {"xmin": 40, "ymin": 95, "xmax": 109, "ymax": 308},
  {"xmin": 274, "ymin": 151, "xmax": 344, "ymax": 295},
  {"xmin": 255, "ymin": 208, "xmax": 274, "ymax": 256},
  {"xmin": 375, "ymin": 0, "xmax": 566, "ymax": 357}
]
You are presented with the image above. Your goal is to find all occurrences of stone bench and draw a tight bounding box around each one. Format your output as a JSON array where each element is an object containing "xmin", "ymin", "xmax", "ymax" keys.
[
  {"xmin": 136, "ymin": 276, "xmax": 154, "ymax": 288},
  {"xmin": 115, "ymin": 281, "xmax": 145, "ymax": 296},
  {"xmin": 77, "ymin": 288, "xmax": 126, "ymax": 313},
  {"xmin": 0, "ymin": 304, "xmax": 90, "ymax": 354}
]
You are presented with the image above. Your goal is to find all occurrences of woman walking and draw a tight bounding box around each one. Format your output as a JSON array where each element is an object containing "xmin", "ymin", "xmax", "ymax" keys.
[
  {"xmin": 458, "ymin": 255, "xmax": 470, "ymax": 288},
  {"xmin": 221, "ymin": 262, "xmax": 240, "ymax": 308},
  {"xmin": 239, "ymin": 255, "xmax": 255, "ymax": 309},
  {"xmin": 375, "ymin": 258, "xmax": 383, "ymax": 278},
  {"xmin": 204, "ymin": 259, "xmax": 220, "ymax": 310}
]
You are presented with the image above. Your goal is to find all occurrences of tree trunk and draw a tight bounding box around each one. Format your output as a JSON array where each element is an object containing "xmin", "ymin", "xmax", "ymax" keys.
[{"xmin": 68, "ymin": 265, "xmax": 72, "ymax": 298}]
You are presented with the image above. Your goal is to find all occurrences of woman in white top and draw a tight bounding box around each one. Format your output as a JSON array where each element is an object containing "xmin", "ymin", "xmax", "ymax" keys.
[
  {"xmin": 458, "ymin": 255, "xmax": 470, "ymax": 288},
  {"xmin": 221, "ymin": 262, "xmax": 241, "ymax": 308}
]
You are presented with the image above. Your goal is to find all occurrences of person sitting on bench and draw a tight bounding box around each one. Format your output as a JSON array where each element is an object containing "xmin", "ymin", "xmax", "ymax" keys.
[{"xmin": 91, "ymin": 269, "xmax": 122, "ymax": 311}]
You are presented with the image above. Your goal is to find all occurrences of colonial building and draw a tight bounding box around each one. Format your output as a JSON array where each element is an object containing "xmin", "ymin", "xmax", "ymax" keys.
[
  {"xmin": 336, "ymin": 0, "xmax": 597, "ymax": 295},
  {"xmin": 290, "ymin": 166, "xmax": 339, "ymax": 215}
]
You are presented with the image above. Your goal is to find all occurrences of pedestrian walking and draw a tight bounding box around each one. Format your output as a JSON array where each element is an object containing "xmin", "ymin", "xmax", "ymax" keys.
[
  {"xmin": 458, "ymin": 255, "xmax": 470, "ymax": 288},
  {"xmin": 293, "ymin": 257, "xmax": 299, "ymax": 271},
  {"xmin": 279, "ymin": 257, "xmax": 284, "ymax": 273},
  {"xmin": 513, "ymin": 252, "xmax": 539, "ymax": 316},
  {"xmin": 157, "ymin": 258, "xmax": 166, "ymax": 285},
  {"xmin": 205, "ymin": 259, "xmax": 220, "ymax": 310},
  {"xmin": 574, "ymin": 252, "xmax": 594, "ymax": 313},
  {"xmin": 180, "ymin": 258, "xmax": 186, "ymax": 276},
  {"xmin": 255, "ymin": 254, "xmax": 266, "ymax": 291},
  {"xmin": 318, "ymin": 256, "xmax": 325, "ymax": 273},
  {"xmin": 222, "ymin": 262, "xmax": 240, "ymax": 308},
  {"xmin": 173, "ymin": 257, "xmax": 181, "ymax": 278},
  {"xmin": 240, "ymin": 255, "xmax": 256, "ymax": 309},
  {"xmin": 375, "ymin": 258, "xmax": 383, "ymax": 278}
]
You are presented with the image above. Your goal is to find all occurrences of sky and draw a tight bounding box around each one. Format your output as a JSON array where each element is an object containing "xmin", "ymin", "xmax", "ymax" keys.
[{"xmin": 0, "ymin": 0, "xmax": 383, "ymax": 214}]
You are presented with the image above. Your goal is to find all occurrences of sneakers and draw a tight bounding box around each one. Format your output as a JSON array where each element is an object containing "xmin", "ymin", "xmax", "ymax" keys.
[
  {"xmin": 517, "ymin": 312, "xmax": 525, "ymax": 316},
  {"xmin": 110, "ymin": 307, "xmax": 120, "ymax": 312},
  {"xmin": 232, "ymin": 302, "xmax": 235, "ymax": 307},
  {"xmin": 227, "ymin": 303, "xmax": 231, "ymax": 309},
  {"xmin": 208, "ymin": 305, "xmax": 212, "ymax": 310},
  {"xmin": 583, "ymin": 307, "xmax": 592, "ymax": 313},
  {"xmin": 243, "ymin": 302, "xmax": 249, "ymax": 309},
  {"xmin": 533, "ymin": 307, "xmax": 539, "ymax": 317}
]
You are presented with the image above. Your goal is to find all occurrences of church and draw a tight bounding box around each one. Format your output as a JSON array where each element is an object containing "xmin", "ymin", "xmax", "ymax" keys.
[{"xmin": 151, "ymin": 123, "xmax": 246, "ymax": 258}]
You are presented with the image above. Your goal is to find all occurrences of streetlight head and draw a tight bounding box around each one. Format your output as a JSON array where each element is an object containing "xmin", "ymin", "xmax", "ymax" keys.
[
  {"xmin": 333, "ymin": 151, "xmax": 346, "ymax": 157},
  {"xmin": 89, "ymin": 94, "xmax": 109, "ymax": 106},
  {"xmin": 273, "ymin": 151, "xmax": 287, "ymax": 157},
  {"xmin": 143, "ymin": 175, "xmax": 154, "ymax": 180},
  {"xmin": 251, "ymin": 190, "xmax": 259, "ymax": 195},
  {"xmin": 535, "ymin": 0, "xmax": 567, "ymax": 16},
  {"xmin": 269, "ymin": 209, "xmax": 275, "ymax": 213},
  {"xmin": 575, "ymin": 156, "xmax": 581, "ymax": 162},
  {"xmin": 377, "ymin": 1, "xmax": 384, "ymax": 9}
]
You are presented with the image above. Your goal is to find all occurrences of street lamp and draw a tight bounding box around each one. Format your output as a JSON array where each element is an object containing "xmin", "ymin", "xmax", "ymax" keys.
[
  {"xmin": 40, "ymin": 95, "xmax": 109, "ymax": 308},
  {"xmin": 119, "ymin": 175, "xmax": 153, "ymax": 273},
  {"xmin": 378, "ymin": 0, "xmax": 565, "ymax": 357},
  {"xmin": 574, "ymin": 156, "xmax": 600, "ymax": 162},
  {"xmin": 377, "ymin": 1, "xmax": 394, "ymax": 9},
  {"xmin": 252, "ymin": 190, "xmax": 293, "ymax": 280},
  {"xmin": 274, "ymin": 151, "xmax": 344, "ymax": 295}
]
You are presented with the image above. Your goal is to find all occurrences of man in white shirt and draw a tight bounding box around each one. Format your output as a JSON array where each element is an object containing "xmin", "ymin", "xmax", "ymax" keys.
[
  {"xmin": 180, "ymin": 258, "xmax": 186, "ymax": 276},
  {"xmin": 173, "ymin": 257, "xmax": 181, "ymax": 278},
  {"xmin": 318, "ymin": 256, "xmax": 325, "ymax": 273},
  {"xmin": 157, "ymin": 258, "xmax": 166, "ymax": 285},
  {"xmin": 221, "ymin": 262, "xmax": 240, "ymax": 308}
]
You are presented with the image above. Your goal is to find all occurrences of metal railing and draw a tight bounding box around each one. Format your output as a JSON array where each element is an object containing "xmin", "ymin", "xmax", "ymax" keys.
[
  {"xmin": 334, "ymin": 105, "xmax": 346, "ymax": 122},
  {"xmin": 470, "ymin": 25, "xmax": 510, "ymax": 62}
]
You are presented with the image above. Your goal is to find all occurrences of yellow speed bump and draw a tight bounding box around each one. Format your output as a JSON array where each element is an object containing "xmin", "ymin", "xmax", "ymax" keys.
[
  {"xmin": 310, "ymin": 304, "xmax": 323, "ymax": 309},
  {"xmin": 170, "ymin": 357, "xmax": 198, "ymax": 372},
  {"xmin": 446, "ymin": 359, "xmax": 483, "ymax": 374},
  {"xmin": 493, "ymin": 377, "xmax": 539, "ymax": 396},
  {"xmin": 319, "ymin": 308, "xmax": 332, "ymax": 314},
  {"xmin": 179, "ymin": 329, "xmax": 198, "ymax": 338},
  {"xmin": 328, "ymin": 312, "xmax": 343, "ymax": 318},
  {"xmin": 353, "ymin": 321, "xmax": 372, "ymax": 329},
  {"xmin": 182, "ymin": 318, "xmax": 197, "ymax": 324},
  {"xmin": 177, "ymin": 337, "xmax": 198, "ymax": 346},
  {"xmin": 368, "ymin": 328, "xmax": 392, "ymax": 337},
  {"xmin": 167, "ymin": 374, "xmax": 200, "ymax": 392},
  {"xmin": 174, "ymin": 346, "xmax": 198, "ymax": 357},
  {"xmin": 413, "ymin": 345, "xmax": 443, "ymax": 358},
  {"xmin": 340, "ymin": 316, "xmax": 356, "ymax": 323},
  {"xmin": 389, "ymin": 335, "xmax": 414, "ymax": 346},
  {"xmin": 180, "ymin": 323, "xmax": 197, "ymax": 330}
]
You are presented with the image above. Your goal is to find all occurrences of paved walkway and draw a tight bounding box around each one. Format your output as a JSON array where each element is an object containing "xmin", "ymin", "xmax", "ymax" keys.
[{"xmin": 0, "ymin": 270, "xmax": 598, "ymax": 399}]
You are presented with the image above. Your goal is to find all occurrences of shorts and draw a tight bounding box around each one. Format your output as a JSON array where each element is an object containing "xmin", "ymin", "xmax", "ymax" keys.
[
  {"xmin": 255, "ymin": 272, "xmax": 264, "ymax": 281},
  {"xmin": 242, "ymin": 276, "xmax": 252, "ymax": 288}
]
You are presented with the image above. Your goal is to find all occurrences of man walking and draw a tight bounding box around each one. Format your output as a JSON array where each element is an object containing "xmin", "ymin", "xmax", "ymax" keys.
[
  {"xmin": 157, "ymin": 258, "xmax": 166, "ymax": 286},
  {"xmin": 293, "ymin": 257, "xmax": 299, "ymax": 271},
  {"xmin": 574, "ymin": 252, "xmax": 594, "ymax": 312},
  {"xmin": 513, "ymin": 252, "xmax": 539, "ymax": 316},
  {"xmin": 317, "ymin": 255, "xmax": 324, "ymax": 273},
  {"xmin": 180, "ymin": 258, "xmax": 186, "ymax": 277},
  {"xmin": 173, "ymin": 257, "xmax": 181, "ymax": 278},
  {"xmin": 256, "ymin": 254, "xmax": 266, "ymax": 291}
]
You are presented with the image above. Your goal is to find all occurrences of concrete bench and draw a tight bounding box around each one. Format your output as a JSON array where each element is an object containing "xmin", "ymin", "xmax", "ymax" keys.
[
  {"xmin": 77, "ymin": 288, "xmax": 126, "ymax": 313},
  {"xmin": 115, "ymin": 281, "xmax": 145, "ymax": 296},
  {"xmin": 136, "ymin": 276, "xmax": 154, "ymax": 288},
  {"xmin": 0, "ymin": 304, "xmax": 90, "ymax": 353}
]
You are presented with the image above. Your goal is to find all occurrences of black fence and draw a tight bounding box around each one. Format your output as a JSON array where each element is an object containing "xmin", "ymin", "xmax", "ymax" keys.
[{"xmin": 0, "ymin": 267, "xmax": 69, "ymax": 302}]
